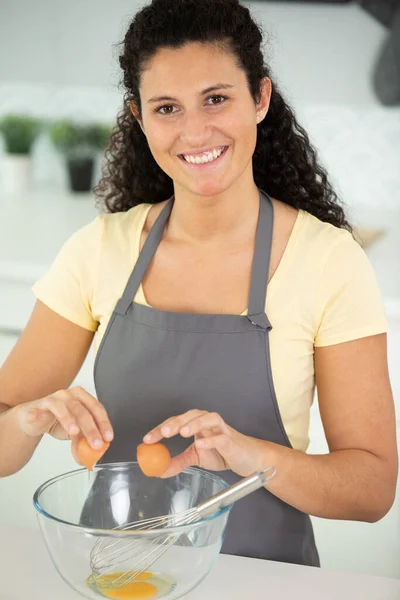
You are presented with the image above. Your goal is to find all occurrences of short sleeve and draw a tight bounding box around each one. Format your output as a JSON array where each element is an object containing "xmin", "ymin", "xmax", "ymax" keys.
[
  {"xmin": 32, "ymin": 217, "xmax": 103, "ymax": 331},
  {"xmin": 314, "ymin": 234, "xmax": 388, "ymax": 347}
]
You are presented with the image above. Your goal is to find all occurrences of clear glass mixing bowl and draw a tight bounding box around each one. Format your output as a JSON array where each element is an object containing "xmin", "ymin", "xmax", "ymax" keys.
[{"xmin": 33, "ymin": 462, "xmax": 232, "ymax": 600}]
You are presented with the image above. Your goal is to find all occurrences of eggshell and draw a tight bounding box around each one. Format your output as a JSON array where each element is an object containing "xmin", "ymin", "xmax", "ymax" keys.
[
  {"xmin": 137, "ymin": 442, "xmax": 171, "ymax": 477},
  {"xmin": 77, "ymin": 437, "xmax": 110, "ymax": 471}
]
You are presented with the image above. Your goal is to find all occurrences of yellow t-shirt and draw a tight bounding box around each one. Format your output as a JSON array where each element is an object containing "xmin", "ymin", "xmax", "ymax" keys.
[{"xmin": 32, "ymin": 203, "xmax": 388, "ymax": 452}]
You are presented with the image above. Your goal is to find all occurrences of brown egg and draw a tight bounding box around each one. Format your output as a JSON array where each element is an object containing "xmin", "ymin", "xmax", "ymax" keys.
[
  {"xmin": 137, "ymin": 442, "xmax": 171, "ymax": 477},
  {"xmin": 77, "ymin": 437, "xmax": 110, "ymax": 471}
]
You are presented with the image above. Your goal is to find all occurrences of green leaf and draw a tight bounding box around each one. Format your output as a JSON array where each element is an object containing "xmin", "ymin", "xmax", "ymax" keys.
[{"xmin": 0, "ymin": 115, "xmax": 42, "ymax": 154}]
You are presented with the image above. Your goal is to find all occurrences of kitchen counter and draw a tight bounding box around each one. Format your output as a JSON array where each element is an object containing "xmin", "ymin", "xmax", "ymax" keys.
[{"xmin": 1, "ymin": 524, "xmax": 399, "ymax": 600}]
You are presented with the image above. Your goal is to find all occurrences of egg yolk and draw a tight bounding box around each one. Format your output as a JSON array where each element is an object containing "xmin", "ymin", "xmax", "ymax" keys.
[
  {"xmin": 103, "ymin": 581, "xmax": 156, "ymax": 599},
  {"xmin": 137, "ymin": 443, "xmax": 171, "ymax": 477},
  {"xmin": 95, "ymin": 572, "xmax": 156, "ymax": 599},
  {"xmin": 77, "ymin": 437, "xmax": 110, "ymax": 471}
]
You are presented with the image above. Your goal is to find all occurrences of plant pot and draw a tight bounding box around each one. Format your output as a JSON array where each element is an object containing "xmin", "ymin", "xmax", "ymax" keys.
[
  {"xmin": 66, "ymin": 157, "xmax": 94, "ymax": 193},
  {"xmin": 1, "ymin": 153, "xmax": 32, "ymax": 196}
]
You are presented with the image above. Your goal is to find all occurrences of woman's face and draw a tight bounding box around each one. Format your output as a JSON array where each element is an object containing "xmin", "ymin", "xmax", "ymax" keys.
[{"xmin": 135, "ymin": 42, "xmax": 271, "ymax": 198}]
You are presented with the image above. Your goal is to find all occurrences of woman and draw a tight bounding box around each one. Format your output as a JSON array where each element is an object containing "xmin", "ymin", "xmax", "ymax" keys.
[{"xmin": 0, "ymin": 0, "xmax": 397, "ymax": 567}]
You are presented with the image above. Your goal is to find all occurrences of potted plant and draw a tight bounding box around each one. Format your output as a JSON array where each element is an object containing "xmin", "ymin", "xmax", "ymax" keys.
[
  {"xmin": 0, "ymin": 115, "xmax": 41, "ymax": 195},
  {"xmin": 49, "ymin": 121, "xmax": 112, "ymax": 193}
]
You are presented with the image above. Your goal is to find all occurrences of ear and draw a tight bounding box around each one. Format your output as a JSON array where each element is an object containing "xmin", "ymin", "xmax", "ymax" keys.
[
  {"xmin": 129, "ymin": 101, "xmax": 145, "ymax": 134},
  {"xmin": 255, "ymin": 77, "xmax": 272, "ymax": 124}
]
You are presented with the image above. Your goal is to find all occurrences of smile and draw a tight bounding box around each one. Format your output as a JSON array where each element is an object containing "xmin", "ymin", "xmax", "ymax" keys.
[{"xmin": 179, "ymin": 146, "xmax": 228, "ymax": 165}]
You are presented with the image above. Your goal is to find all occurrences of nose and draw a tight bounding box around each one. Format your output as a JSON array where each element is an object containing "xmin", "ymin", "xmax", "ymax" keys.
[{"xmin": 179, "ymin": 109, "xmax": 212, "ymax": 148}]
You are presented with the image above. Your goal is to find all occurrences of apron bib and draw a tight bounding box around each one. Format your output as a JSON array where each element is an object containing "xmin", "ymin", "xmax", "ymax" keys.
[{"xmin": 92, "ymin": 189, "xmax": 320, "ymax": 566}]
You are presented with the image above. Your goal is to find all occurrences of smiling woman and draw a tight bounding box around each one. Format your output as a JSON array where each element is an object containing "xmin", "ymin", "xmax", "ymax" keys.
[
  {"xmin": 0, "ymin": 0, "xmax": 397, "ymax": 576},
  {"xmin": 127, "ymin": 43, "xmax": 270, "ymax": 199}
]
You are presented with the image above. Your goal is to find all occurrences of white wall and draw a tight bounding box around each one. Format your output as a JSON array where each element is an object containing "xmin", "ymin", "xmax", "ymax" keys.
[
  {"xmin": 0, "ymin": 1, "xmax": 388, "ymax": 105},
  {"xmin": 250, "ymin": 1, "xmax": 388, "ymax": 107}
]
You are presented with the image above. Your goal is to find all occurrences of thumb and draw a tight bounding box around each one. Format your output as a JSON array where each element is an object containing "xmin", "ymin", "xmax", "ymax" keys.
[
  {"xmin": 22, "ymin": 408, "xmax": 56, "ymax": 436},
  {"xmin": 160, "ymin": 444, "xmax": 199, "ymax": 478}
]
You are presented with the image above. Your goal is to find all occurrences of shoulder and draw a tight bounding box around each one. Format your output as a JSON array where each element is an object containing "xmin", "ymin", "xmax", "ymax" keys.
[
  {"xmin": 302, "ymin": 213, "xmax": 383, "ymax": 316},
  {"xmin": 59, "ymin": 203, "xmax": 154, "ymax": 270},
  {"xmin": 296, "ymin": 209, "xmax": 361, "ymax": 269},
  {"xmin": 283, "ymin": 207, "xmax": 377, "ymax": 308},
  {"xmin": 301, "ymin": 209, "xmax": 353, "ymax": 246},
  {"xmin": 271, "ymin": 199, "xmax": 361, "ymax": 279},
  {"xmin": 99, "ymin": 203, "xmax": 153, "ymax": 240},
  {"xmin": 272, "ymin": 197, "xmax": 354, "ymax": 253}
]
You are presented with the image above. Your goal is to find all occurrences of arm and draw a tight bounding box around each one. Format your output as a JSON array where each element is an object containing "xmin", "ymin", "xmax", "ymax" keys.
[
  {"xmin": 0, "ymin": 300, "xmax": 112, "ymax": 477},
  {"xmin": 144, "ymin": 333, "xmax": 398, "ymax": 522},
  {"xmin": 299, "ymin": 332, "xmax": 397, "ymax": 520},
  {"xmin": 257, "ymin": 332, "xmax": 397, "ymax": 521}
]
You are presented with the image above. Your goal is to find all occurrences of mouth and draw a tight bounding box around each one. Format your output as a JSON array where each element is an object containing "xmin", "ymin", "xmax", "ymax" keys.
[{"xmin": 178, "ymin": 145, "xmax": 229, "ymax": 167}]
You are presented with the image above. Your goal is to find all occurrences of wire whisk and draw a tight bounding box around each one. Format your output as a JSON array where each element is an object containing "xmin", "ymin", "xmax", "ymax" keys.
[{"xmin": 88, "ymin": 466, "xmax": 276, "ymax": 590}]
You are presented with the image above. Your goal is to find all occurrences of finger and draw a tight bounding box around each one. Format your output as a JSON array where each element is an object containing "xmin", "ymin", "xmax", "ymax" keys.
[
  {"xmin": 195, "ymin": 434, "xmax": 233, "ymax": 456},
  {"xmin": 22, "ymin": 408, "xmax": 58, "ymax": 436},
  {"xmin": 70, "ymin": 387, "xmax": 114, "ymax": 442},
  {"xmin": 196, "ymin": 428, "xmax": 215, "ymax": 440},
  {"xmin": 159, "ymin": 444, "xmax": 199, "ymax": 478},
  {"xmin": 35, "ymin": 398, "xmax": 80, "ymax": 437},
  {"xmin": 25, "ymin": 407, "xmax": 50, "ymax": 424},
  {"xmin": 180, "ymin": 412, "xmax": 228, "ymax": 438},
  {"xmin": 143, "ymin": 415, "xmax": 179, "ymax": 442},
  {"xmin": 65, "ymin": 397, "xmax": 106, "ymax": 450},
  {"xmin": 143, "ymin": 410, "xmax": 207, "ymax": 443}
]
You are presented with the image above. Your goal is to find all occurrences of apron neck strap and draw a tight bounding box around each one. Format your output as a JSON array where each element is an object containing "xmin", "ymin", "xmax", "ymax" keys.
[
  {"xmin": 116, "ymin": 189, "xmax": 274, "ymax": 330},
  {"xmin": 116, "ymin": 197, "xmax": 174, "ymax": 314},
  {"xmin": 247, "ymin": 190, "xmax": 274, "ymax": 330}
]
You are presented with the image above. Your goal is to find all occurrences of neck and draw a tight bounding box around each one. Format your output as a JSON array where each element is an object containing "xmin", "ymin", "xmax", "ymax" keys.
[{"xmin": 168, "ymin": 173, "xmax": 260, "ymax": 245}]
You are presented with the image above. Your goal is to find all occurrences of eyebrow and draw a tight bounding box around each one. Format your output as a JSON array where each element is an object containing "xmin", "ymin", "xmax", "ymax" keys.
[{"xmin": 147, "ymin": 83, "xmax": 234, "ymax": 104}]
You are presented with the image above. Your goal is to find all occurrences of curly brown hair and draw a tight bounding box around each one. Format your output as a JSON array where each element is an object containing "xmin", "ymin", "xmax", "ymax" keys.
[{"xmin": 94, "ymin": 0, "xmax": 351, "ymax": 231}]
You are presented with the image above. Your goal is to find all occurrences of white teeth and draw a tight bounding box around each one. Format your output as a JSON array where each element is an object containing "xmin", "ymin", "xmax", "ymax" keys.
[{"xmin": 183, "ymin": 147, "xmax": 225, "ymax": 164}]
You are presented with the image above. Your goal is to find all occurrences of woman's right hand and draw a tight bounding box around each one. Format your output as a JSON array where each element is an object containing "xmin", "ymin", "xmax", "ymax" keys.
[{"xmin": 15, "ymin": 386, "xmax": 114, "ymax": 452}]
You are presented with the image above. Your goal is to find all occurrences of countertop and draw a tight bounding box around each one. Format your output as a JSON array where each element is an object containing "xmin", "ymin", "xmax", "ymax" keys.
[{"xmin": 1, "ymin": 524, "xmax": 400, "ymax": 600}]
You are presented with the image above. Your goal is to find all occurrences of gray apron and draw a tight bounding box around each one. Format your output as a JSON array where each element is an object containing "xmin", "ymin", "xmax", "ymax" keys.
[{"xmin": 92, "ymin": 188, "xmax": 320, "ymax": 567}]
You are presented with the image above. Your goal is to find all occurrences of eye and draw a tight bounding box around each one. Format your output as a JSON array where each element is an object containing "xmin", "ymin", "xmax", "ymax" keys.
[
  {"xmin": 206, "ymin": 95, "xmax": 228, "ymax": 106},
  {"xmin": 155, "ymin": 104, "xmax": 177, "ymax": 115}
]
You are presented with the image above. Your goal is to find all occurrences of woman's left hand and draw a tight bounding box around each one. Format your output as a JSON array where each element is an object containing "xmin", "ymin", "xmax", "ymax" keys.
[{"xmin": 142, "ymin": 409, "xmax": 270, "ymax": 478}]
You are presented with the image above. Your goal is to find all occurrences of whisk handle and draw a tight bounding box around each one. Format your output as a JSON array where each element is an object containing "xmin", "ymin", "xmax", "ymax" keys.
[{"xmin": 195, "ymin": 466, "xmax": 276, "ymax": 519}]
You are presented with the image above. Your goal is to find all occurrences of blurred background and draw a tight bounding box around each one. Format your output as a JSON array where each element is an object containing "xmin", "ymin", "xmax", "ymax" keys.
[{"xmin": 0, "ymin": 0, "xmax": 399, "ymax": 581}]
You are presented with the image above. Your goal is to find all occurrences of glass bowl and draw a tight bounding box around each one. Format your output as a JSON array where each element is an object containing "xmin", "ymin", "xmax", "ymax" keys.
[{"xmin": 33, "ymin": 462, "xmax": 232, "ymax": 600}]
